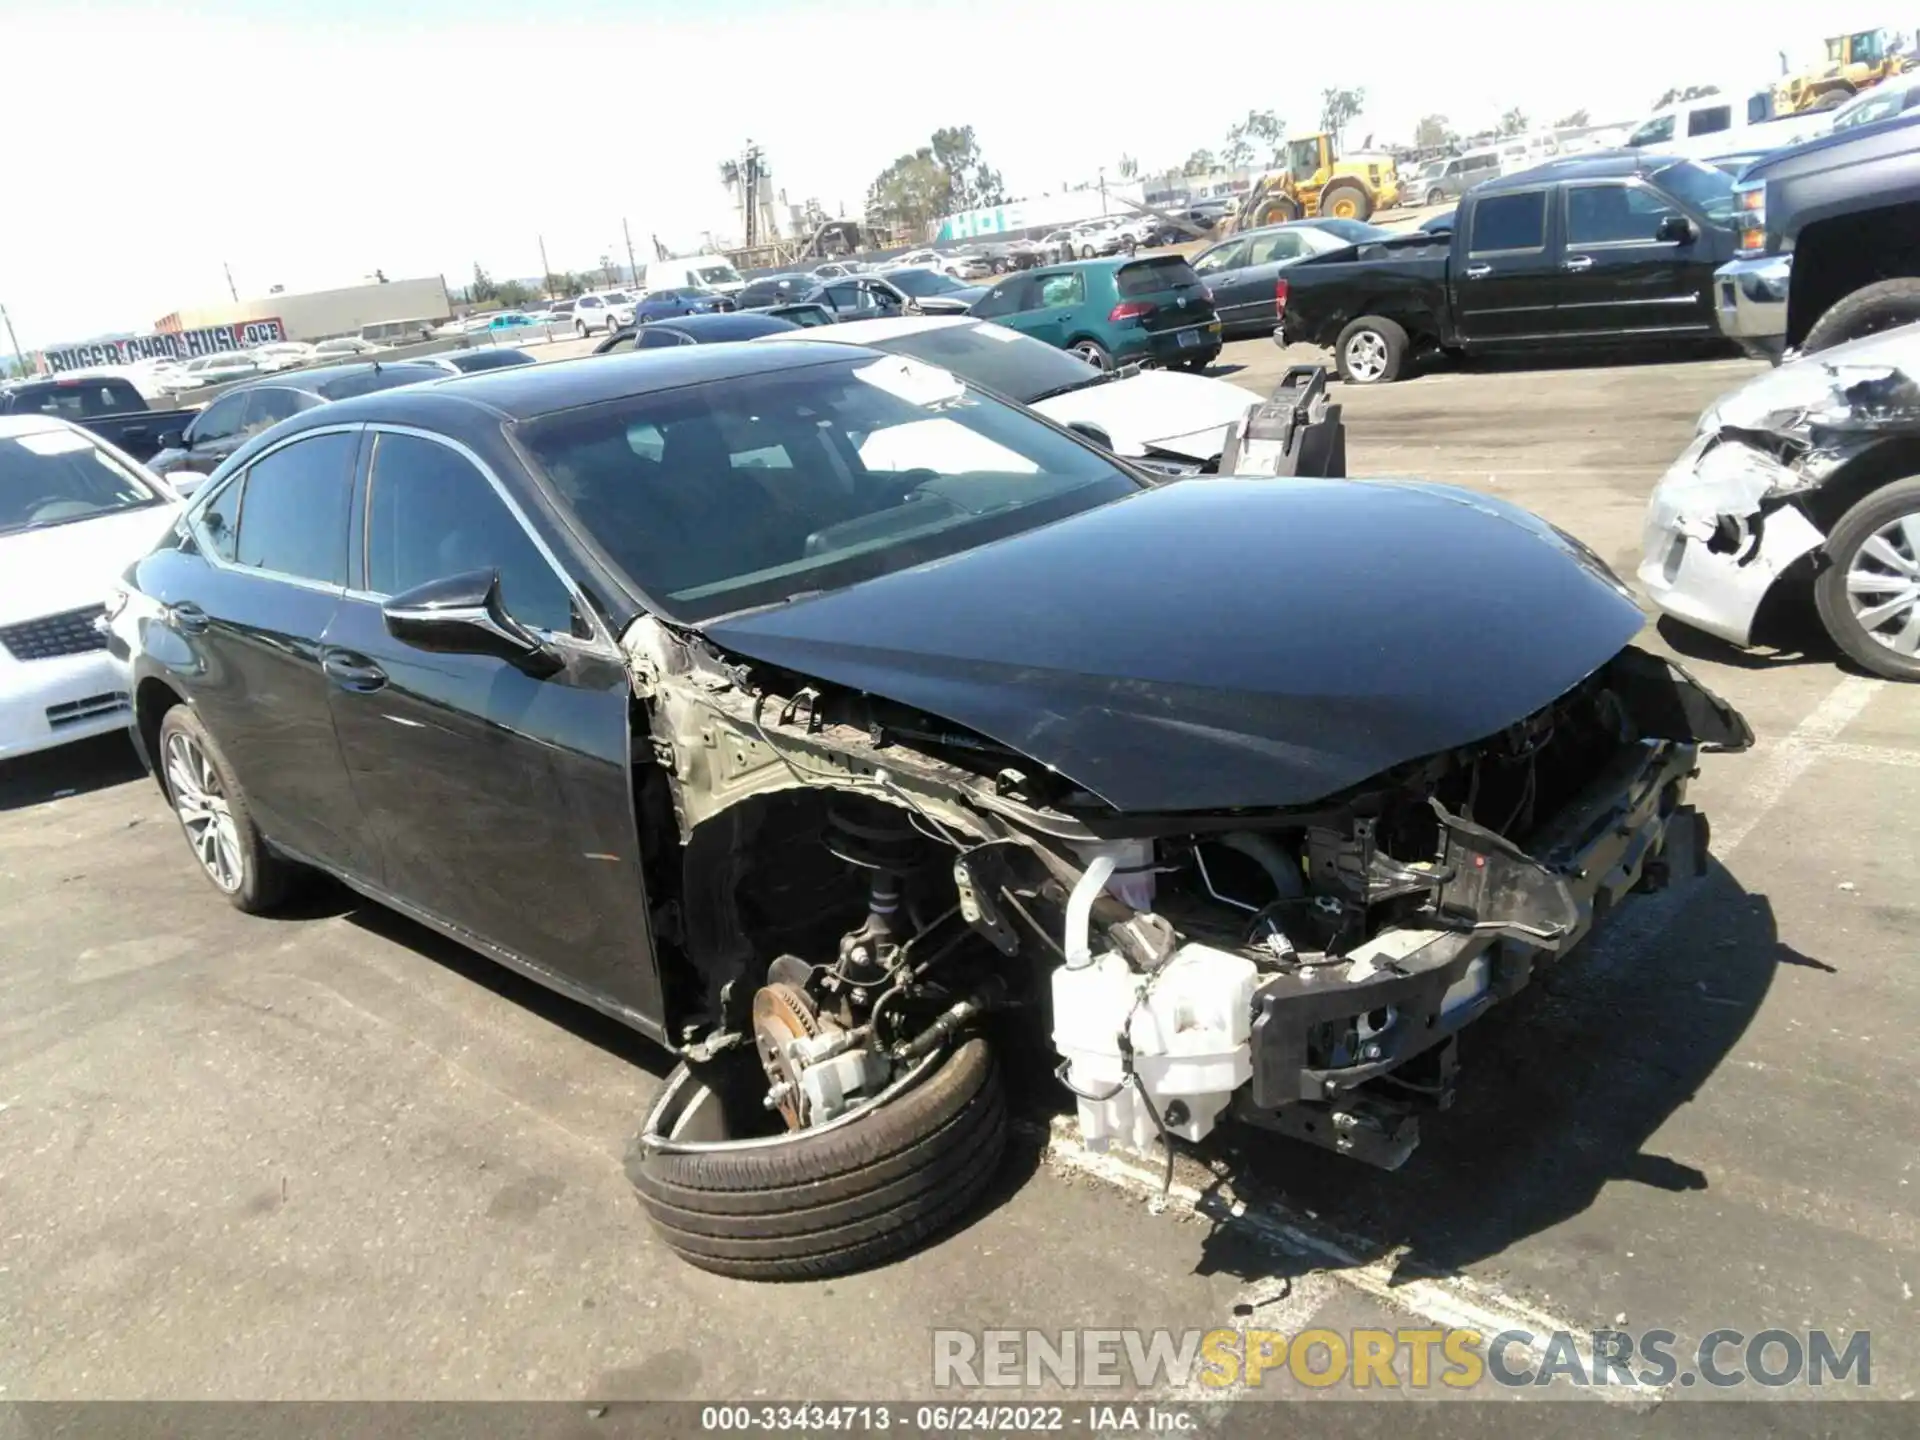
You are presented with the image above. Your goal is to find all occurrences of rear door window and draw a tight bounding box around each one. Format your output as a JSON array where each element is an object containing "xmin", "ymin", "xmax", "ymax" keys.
[
  {"xmin": 970, "ymin": 276, "xmax": 1036, "ymax": 318},
  {"xmin": 230, "ymin": 431, "xmax": 357, "ymax": 585},
  {"xmin": 189, "ymin": 391, "xmax": 249, "ymax": 445},
  {"xmin": 1687, "ymin": 105, "xmax": 1732, "ymax": 137},
  {"xmin": 1468, "ymin": 191, "xmax": 1547, "ymax": 253},
  {"xmin": 1116, "ymin": 258, "xmax": 1200, "ymax": 297},
  {"xmin": 1193, "ymin": 240, "xmax": 1249, "ymax": 275},
  {"xmin": 1036, "ymin": 272, "xmax": 1086, "ymax": 308}
]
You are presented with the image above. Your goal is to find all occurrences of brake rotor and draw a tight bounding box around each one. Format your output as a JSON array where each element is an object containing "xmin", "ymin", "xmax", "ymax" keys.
[{"xmin": 752, "ymin": 981, "xmax": 822, "ymax": 1131}]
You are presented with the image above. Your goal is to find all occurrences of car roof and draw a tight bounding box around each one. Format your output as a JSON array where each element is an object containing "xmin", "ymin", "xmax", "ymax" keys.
[
  {"xmin": 1479, "ymin": 150, "xmax": 1687, "ymax": 191},
  {"xmin": 319, "ymin": 341, "xmax": 865, "ymax": 424},
  {"xmin": 234, "ymin": 360, "xmax": 448, "ymax": 396},
  {"xmin": 639, "ymin": 312, "xmax": 802, "ymax": 340},
  {"xmin": 769, "ymin": 314, "xmax": 971, "ymax": 344},
  {"xmin": 0, "ymin": 412, "xmax": 81, "ymax": 439}
]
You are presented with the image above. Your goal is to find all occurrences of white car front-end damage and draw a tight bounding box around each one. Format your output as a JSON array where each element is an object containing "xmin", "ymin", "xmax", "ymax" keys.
[{"xmin": 1640, "ymin": 328, "xmax": 1920, "ymax": 646}]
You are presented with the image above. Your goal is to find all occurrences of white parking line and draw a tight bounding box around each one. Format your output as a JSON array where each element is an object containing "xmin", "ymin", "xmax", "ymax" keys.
[
  {"xmin": 1040, "ymin": 1119, "xmax": 1662, "ymax": 1402},
  {"xmin": 1807, "ymin": 740, "xmax": 1920, "ymax": 769},
  {"xmin": 1581, "ymin": 674, "xmax": 1883, "ymax": 978}
]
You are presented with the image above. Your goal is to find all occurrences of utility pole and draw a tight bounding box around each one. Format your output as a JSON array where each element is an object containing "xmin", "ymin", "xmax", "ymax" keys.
[
  {"xmin": 622, "ymin": 219, "xmax": 640, "ymax": 289},
  {"xmin": 0, "ymin": 303, "xmax": 24, "ymax": 376},
  {"xmin": 538, "ymin": 234, "xmax": 552, "ymax": 294},
  {"xmin": 223, "ymin": 262, "xmax": 239, "ymax": 302}
]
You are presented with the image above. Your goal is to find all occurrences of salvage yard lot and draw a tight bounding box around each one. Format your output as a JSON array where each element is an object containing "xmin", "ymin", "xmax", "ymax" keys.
[{"xmin": 3, "ymin": 339, "xmax": 1918, "ymax": 1405}]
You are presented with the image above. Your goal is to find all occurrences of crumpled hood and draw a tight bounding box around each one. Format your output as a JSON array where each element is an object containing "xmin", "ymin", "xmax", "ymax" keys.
[
  {"xmin": 0, "ymin": 503, "xmax": 181, "ymax": 625},
  {"xmin": 1706, "ymin": 322, "xmax": 1920, "ymax": 437},
  {"xmin": 705, "ymin": 478, "xmax": 1645, "ymax": 812},
  {"xmin": 1032, "ymin": 369, "xmax": 1262, "ymax": 460}
]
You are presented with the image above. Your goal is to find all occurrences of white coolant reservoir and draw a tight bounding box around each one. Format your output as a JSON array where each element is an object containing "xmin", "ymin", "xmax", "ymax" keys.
[{"xmin": 1050, "ymin": 944, "xmax": 1258, "ymax": 1154}]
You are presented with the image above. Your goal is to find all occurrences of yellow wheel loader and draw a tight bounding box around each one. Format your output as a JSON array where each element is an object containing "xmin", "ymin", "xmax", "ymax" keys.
[{"xmin": 1217, "ymin": 133, "xmax": 1402, "ymax": 238}]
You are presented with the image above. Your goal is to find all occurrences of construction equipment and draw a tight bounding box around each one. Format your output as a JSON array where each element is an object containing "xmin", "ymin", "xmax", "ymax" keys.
[
  {"xmin": 1216, "ymin": 133, "xmax": 1403, "ymax": 237},
  {"xmin": 1776, "ymin": 29, "xmax": 1908, "ymax": 115}
]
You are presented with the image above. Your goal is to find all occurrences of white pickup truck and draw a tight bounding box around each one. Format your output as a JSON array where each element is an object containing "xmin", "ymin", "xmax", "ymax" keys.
[{"xmin": 1622, "ymin": 87, "xmax": 1831, "ymax": 163}]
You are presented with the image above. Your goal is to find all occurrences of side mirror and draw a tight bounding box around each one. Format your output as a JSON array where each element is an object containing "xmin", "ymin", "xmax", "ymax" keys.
[
  {"xmin": 1656, "ymin": 215, "xmax": 1696, "ymax": 245},
  {"xmin": 381, "ymin": 568, "xmax": 564, "ymax": 677},
  {"xmin": 155, "ymin": 429, "xmax": 184, "ymax": 451},
  {"xmin": 1065, "ymin": 420, "xmax": 1115, "ymax": 451},
  {"xmin": 169, "ymin": 471, "xmax": 207, "ymax": 499}
]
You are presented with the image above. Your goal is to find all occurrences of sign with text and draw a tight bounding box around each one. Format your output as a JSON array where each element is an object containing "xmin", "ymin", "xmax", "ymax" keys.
[{"xmin": 39, "ymin": 318, "xmax": 287, "ymax": 373}]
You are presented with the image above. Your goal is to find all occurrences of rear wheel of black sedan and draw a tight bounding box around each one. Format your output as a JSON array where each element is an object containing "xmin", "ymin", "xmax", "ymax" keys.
[
  {"xmin": 157, "ymin": 706, "xmax": 294, "ymax": 913},
  {"xmin": 1813, "ymin": 477, "xmax": 1920, "ymax": 681},
  {"xmin": 627, "ymin": 1037, "xmax": 1006, "ymax": 1281},
  {"xmin": 1334, "ymin": 315, "xmax": 1409, "ymax": 384}
]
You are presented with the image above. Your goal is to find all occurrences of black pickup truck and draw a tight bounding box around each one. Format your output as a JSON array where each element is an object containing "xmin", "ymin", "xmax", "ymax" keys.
[
  {"xmin": 1275, "ymin": 152, "xmax": 1743, "ymax": 383},
  {"xmin": 0, "ymin": 375, "xmax": 198, "ymax": 463}
]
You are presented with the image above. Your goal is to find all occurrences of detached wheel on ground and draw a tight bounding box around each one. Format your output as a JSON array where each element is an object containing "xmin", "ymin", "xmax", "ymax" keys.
[
  {"xmin": 1813, "ymin": 476, "xmax": 1920, "ymax": 681},
  {"xmin": 156, "ymin": 705, "xmax": 294, "ymax": 913},
  {"xmin": 1334, "ymin": 315, "xmax": 1409, "ymax": 384},
  {"xmin": 627, "ymin": 1037, "xmax": 1007, "ymax": 1281},
  {"xmin": 1803, "ymin": 279, "xmax": 1920, "ymax": 353}
]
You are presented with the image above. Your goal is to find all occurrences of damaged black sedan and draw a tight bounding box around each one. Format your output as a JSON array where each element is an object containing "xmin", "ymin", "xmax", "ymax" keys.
[{"xmin": 110, "ymin": 344, "xmax": 1751, "ymax": 1280}]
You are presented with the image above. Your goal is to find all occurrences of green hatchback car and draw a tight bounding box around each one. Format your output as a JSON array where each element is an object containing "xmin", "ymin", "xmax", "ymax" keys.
[{"xmin": 966, "ymin": 255, "xmax": 1223, "ymax": 371}]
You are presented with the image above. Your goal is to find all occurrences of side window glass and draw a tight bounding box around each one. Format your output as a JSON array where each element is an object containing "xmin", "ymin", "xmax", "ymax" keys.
[
  {"xmin": 242, "ymin": 388, "xmax": 306, "ymax": 437},
  {"xmin": 1247, "ymin": 233, "xmax": 1301, "ymax": 265},
  {"xmin": 1688, "ymin": 106, "xmax": 1732, "ymax": 137},
  {"xmin": 195, "ymin": 475, "xmax": 244, "ymax": 563},
  {"xmin": 1627, "ymin": 115, "xmax": 1675, "ymax": 147},
  {"xmin": 364, "ymin": 432, "xmax": 575, "ymax": 635},
  {"xmin": 638, "ymin": 329, "xmax": 686, "ymax": 349},
  {"xmin": 602, "ymin": 334, "xmax": 639, "ymax": 353},
  {"xmin": 1747, "ymin": 93, "xmax": 1771, "ymax": 125},
  {"xmin": 1469, "ymin": 191, "xmax": 1546, "ymax": 253},
  {"xmin": 1567, "ymin": 185, "xmax": 1680, "ymax": 246},
  {"xmin": 232, "ymin": 431, "xmax": 356, "ymax": 585},
  {"xmin": 1038, "ymin": 272, "xmax": 1085, "ymax": 308},
  {"xmin": 970, "ymin": 281, "xmax": 1018, "ymax": 318},
  {"xmin": 192, "ymin": 392, "xmax": 248, "ymax": 444},
  {"xmin": 1193, "ymin": 241, "xmax": 1247, "ymax": 274}
]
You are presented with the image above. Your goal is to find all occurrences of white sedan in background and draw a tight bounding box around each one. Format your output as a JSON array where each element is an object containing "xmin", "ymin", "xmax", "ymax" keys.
[
  {"xmin": 762, "ymin": 315, "xmax": 1263, "ymax": 471},
  {"xmin": 1, "ymin": 416, "xmax": 184, "ymax": 760}
]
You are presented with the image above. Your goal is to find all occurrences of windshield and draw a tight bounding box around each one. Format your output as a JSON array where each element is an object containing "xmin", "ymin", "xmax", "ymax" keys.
[
  {"xmin": 857, "ymin": 321, "xmax": 1103, "ymax": 403},
  {"xmin": 694, "ymin": 264, "xmax": 742, "ymax": 286},
  {"xmin": 1, "ymin": 426, "xmax": 163, "ymax": 536},
  {"xmin": 886, "ymin": 268, "xmax": 966, "ymax": 298},
  {"xmin": 1652, "ymin": 159, "xmax": 1737, "ymax": 225},
  {"xmin": 516, "ymin": 354, "xmax": 1137, "ymax": 623}
]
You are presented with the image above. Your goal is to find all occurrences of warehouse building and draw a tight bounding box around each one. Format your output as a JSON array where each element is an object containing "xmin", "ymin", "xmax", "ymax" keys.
[{"xmin": 154, "ymin": 275, "xmax": 453, "ymax": 343}]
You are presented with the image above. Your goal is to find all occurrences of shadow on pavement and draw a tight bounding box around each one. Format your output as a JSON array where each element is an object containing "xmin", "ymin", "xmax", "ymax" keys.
[
  {"xmin": 0, "ymin": 731, "xmax": 146, "ymax": 813},
  {"xmin": 1173, "ymin": 856, "xmax": 1792, "ymax": 1288}
]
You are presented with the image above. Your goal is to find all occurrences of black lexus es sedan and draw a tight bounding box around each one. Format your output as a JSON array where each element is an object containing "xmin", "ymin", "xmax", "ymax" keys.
[{"xmin": 107, "ymin": 343, "xmax": 1751, "ymax": 1279}]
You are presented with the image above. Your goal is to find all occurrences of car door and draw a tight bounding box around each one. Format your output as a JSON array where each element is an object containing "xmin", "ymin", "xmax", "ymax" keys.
[
  {"xmin": 164, "ymin": 426, "xmax": 374, "ymax": 875},
  {"xmin": 319, "ymin": 427, "xmax": 664, "ymax": 1026},
  {"xmin": 178, "ymin": 390, "xmax": 252, "ymax": 476},
  {"xmin": 1225, "ymin": 232, "xmax": 1318, "ymax": 332},
  {"xmin": 1191, "ymin": 238, "xmax": 1253, "ymax": 326},
  {"xmin": 1557, "ymin": 179, "xmax": 1716, "ymax": 339},
  {"xmin": 968, "ymin": 273, "xmax": 1039, "ymax": 334},
  {"xmin": 1452, "ymin": 187, "xmax": 1562, "ymax": 345}
]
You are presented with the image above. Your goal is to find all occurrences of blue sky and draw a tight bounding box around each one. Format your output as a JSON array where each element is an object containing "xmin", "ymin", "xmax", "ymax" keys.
[{"xmin": 0, "ymin": 0, "xmax": 1884, "ymax": 349}]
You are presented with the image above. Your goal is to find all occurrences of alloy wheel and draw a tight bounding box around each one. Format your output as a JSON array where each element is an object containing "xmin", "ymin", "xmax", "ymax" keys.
[
  {"xmin": 1343, "ymin": 330, "xmax": 1390, "ymax": 382},
  {"xmin": 165, "ymin": 731, "xmax": 243, "ymax": 892},
  {"xmin": 1843, "ymin": 512, "xmax": 1920, "ymax": 656},
  {"xmin": 1069, "ymin": 341, "xmax": 1112, "ymax": 371}
]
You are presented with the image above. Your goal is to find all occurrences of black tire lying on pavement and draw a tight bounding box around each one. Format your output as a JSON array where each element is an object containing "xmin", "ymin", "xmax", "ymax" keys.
[{"xmin": 626, "ymin": 1037, "xmax": 1006, "ymax": 1281}]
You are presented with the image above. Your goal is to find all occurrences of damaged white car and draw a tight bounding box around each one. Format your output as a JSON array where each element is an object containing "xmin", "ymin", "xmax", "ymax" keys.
[
  {"xmin": 1642, "ymin": 324, "xmax": 1920, "ymax": 679},
  {"xmin": 116, "ymin": 343, "xmax": 1751, "ymax": 1280}
]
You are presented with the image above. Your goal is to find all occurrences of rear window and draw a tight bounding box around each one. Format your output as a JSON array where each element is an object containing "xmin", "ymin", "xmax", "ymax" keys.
[
  {"xmin": 314, "ymin": 364, "xmax": 444, "ymax": 400},
  {"xmin": 11, "ymin": 379, "xmax": 143, "ymax": 418},
  {"xmin": 1116, "ymin": 258, "xmax": 1201, "ymax": 297},
  {"xmin": 1469, "ymin": 191, "xmax": 1547, "ymax": 252},
  {"xmin": 448, "ymin": 349, "xmax": 536, "ymax": 373}
]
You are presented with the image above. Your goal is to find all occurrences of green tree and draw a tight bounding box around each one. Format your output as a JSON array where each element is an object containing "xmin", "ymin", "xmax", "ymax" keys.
[
  {"xmin": 1225, "ymin": 108, "xmax": 1284, "ymax": 168},
  {"xmin": 930, "ymin": 124, "xmax": 1008, "ymax": 212},
  {"xmin": 866, "ymin": 147, "xmax": 952, "ymax": 235},
  {"xmin": 1319, "ymin": 87, "xmax": 1366, "ymax": 145},
  {"xmin": 1498, "ymin": 107, "xmax": 1530, "ymax": 137},
  {"xmin": 494, "ymin": 279, "xmax": 536, "ymax": 308},
  {"xmin": 469, "ymin": 263, "xmax": 497, "ymax": 304},
  {"xmin": 1554, "ymin": 108, "xmax": 1592, "ymax": 127},
  {"xmin": 1413, "ymin": 114, "xmax": 1454, "ymax": 149},
  {"xmin": 1183, "ymin": 148, "xmax": 1217, "ymax": 175}
]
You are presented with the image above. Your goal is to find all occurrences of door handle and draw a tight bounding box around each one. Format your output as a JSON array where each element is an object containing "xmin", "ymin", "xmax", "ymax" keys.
[
  {"xmin": 167, "ymin": 601, "xmax": 210, "ymax": 634},
  {"xmin": 1462, "ymin": 263, "xmax": 1492, "ymax": 280},
  {"xmin": 1564, "ymin": 254, "xmax": 1594, "ymax": 272},
  {"xmin": 322, "ymin": 651, "xmax": 389, "ymax": 693}
]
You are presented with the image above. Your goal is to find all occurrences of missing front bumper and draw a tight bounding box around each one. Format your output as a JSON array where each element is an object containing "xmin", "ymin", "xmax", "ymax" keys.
[{"xmin": 1236, "ymin": 737, "xmax": 1709, "ymax": 1169}]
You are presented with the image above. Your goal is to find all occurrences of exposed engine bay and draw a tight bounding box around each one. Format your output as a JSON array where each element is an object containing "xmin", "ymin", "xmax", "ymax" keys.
[{"xmin": 625, "ymin": 611, "xmax": 1751, "ymax": 1169}]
